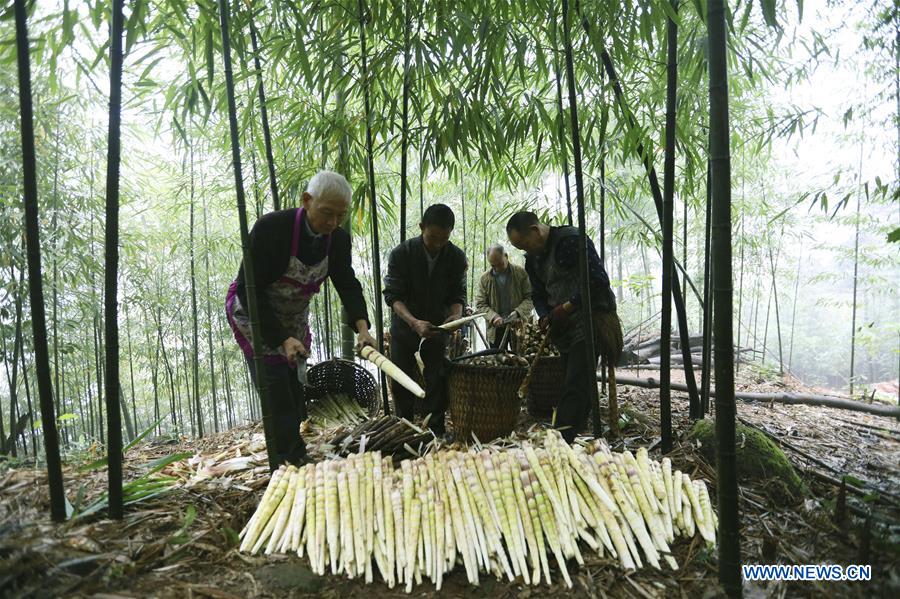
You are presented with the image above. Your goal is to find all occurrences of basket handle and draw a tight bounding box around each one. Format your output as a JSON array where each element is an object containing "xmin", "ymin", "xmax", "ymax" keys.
[{"xmin": 517, "ymin": 331, "xmax": 551, "ymax": 399}]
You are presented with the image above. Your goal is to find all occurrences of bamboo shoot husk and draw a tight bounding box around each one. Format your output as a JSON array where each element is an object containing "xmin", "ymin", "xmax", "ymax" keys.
[
  {"xmin": 359, "ymin": 345, "xmax": 425, "ymax": 398},
  {"xmin": 438, "ymin": 312, "xmax": 486, "ymax": 332}
]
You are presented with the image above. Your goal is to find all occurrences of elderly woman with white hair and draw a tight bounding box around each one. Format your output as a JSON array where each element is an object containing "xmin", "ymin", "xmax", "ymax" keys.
[{"xmin": 226, "ymin": 170, "xmax": 375, "ymax": 466}]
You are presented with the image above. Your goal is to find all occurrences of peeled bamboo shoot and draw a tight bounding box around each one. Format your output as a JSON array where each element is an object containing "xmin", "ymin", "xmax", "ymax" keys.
[{"xmin": 359, "ymin": 345, "xmax": 425, "ymax": 398}]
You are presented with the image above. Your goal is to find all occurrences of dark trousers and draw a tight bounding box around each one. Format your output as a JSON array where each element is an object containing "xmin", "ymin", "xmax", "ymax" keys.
[
  {"xmin": 557, "ymin": 338, "xmax": 600, "ymax": 443},
  {"xmin": 245, "ymin": 356, "xmax": 307, "ymax": 466},
  {"xmin": 489, "ymin": 325, "xmax": 509, "ymax": 349},
  {"xmin": 390, "ymin": 333, "xmax": 450, "ymax": 435}
]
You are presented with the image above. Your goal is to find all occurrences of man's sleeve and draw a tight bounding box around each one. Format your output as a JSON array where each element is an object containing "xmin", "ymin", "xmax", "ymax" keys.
[
  {"xmin": 525, "ymin": 258, "xmax": 551, "ymax": 317},
  {"xmin": 328, "ymin": 233, "xmax": 370, "ymax": 327},
  {"xmin": 382, "ymin": 245, "xmax": 407, "ymax": 307},
  {"xmin": 446, "ymin": 253, "xmax": 467, "ymax": 307},
  {"xmin": 561, "ymin": 236, "xmax": 611, "ymax": 308},
  {"xmin": 235, "ymin": 213, "xmax": 290, "ymax": 347},
  {"xmin": 513, "ymin": 267, "xmax": 534, "ymax": 318}
]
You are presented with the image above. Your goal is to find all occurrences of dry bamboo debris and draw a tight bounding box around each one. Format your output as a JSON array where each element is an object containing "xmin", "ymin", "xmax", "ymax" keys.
[
  {"xmin": 239, "ymin": 430, "xmax": 717, "ymax": 591},
  {"xmin": 328, "ymin": 416, "xmax": 434, "ymax": 459},
  {"xmin": 308, "ymin": 393, "xmax": 369, "ymax": 429}
]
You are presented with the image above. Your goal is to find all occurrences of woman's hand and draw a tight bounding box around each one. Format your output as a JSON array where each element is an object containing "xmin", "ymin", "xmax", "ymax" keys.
[
  {"xmin": 281, "ymin": 337, "xmax": 309, "ymax": 366},
  {"xmin": 356, "ymin": 330, "xmax": 376, "ymax": 351}
]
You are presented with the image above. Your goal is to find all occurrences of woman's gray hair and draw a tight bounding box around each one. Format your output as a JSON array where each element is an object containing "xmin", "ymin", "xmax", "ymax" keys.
[{"xmin": 306, "ymin": 170, "xmax": 352, "ymax": 203}]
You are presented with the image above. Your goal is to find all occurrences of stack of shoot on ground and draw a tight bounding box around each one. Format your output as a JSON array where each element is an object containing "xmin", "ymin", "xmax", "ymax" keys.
[{"xmin": 239, "ymin": 430, "xmax": 717, "ymax": 591}]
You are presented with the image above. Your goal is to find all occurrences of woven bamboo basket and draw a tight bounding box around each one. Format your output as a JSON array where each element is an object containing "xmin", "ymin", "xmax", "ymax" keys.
[
  {"xmin": 448, "ymin": 361, "xmax": 527, "ymax": 442},
  {"xmin": 306, "ymin": 358, "xmax": 381, "ymax": 417},
  {"xmin": 525, "ymin": 355, "xmax": 565, "ymax": 418}
]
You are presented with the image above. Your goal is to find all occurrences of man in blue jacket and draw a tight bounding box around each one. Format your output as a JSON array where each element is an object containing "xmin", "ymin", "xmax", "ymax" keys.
[{"xmin": 506, "ymin": 211, "xmax": 622, "ymax": 442}]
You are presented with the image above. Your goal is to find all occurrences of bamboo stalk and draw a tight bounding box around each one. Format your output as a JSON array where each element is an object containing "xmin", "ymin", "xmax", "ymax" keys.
[
  {"xmin": 13, "ymin": 0, "xmax": 67, "ymax": 521},
  {"xmin": 659, "ymin": 0, "xmax": 679, "ymax": 449}
]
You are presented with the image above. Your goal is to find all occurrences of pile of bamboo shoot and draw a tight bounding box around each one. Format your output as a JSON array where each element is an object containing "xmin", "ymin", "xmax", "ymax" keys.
[
  {"xmin": 239, "ymin": 430, "xmax": 716, "ymax": 591},
  {"xmin": 308, "ymin": 393, "xmax": 369, "ymax": 428},
  {"xmin": 327, "ymin": 415, "xmax": 434, "ymax": 459},
  {"xmin": 517, "ymin": 322, "xmax": 560, "ymax": 359},
  {"xmin": 457, "ymin": 353, "xmax": 530, "ymax": 368}
]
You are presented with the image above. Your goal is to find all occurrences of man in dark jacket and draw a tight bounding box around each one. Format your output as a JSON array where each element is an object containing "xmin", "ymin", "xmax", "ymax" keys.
[
  {"xmin": 383, "ymin": 204, "xmax": 467, "ymax": 436},
  {"xmin": 506, "ymin": 211, "xmax": 622, "ymax": 443}
]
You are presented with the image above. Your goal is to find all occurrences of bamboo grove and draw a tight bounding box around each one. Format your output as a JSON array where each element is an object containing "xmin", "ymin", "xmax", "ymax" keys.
[{"xmin": 1, "ymin": 0, "xmax": 898, "ymax": 595}]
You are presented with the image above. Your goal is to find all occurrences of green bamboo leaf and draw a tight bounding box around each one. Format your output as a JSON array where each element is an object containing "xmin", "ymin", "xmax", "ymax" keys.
[
  {"xmin": 61, "ymin": 0, "xmax": 76, "ymax": 47},
  {"xmin": 691, "ymin": 0, "xmax": 706, "ymax": 21},
  {"xmin": 124, "ymin": 415, "xmax": 167, "ymax": 453},
  {"xmin": 141, "ymin": 452, "xmax": 193, "ymax": 474},
  {"xmin": 205, "ymin": 21, "xmax": 215, "ymax": 87},
  {"xmin": 125, "ymin": 0, "xmax": 146, "ymax": 55},
  {"xmin": 657, "ymin": 0, "xmax": 681, "ymax": 24},
  {"xmin": 90, "ymin": 0, "xmax": 102, "ymax": 29},
  {"xmin": 198, "ymin": 83, "xmax": 212, "ymax": 118},
  {"xmin": 124, "ymin": 489, "xmax": 173, "ymax": 506},
  {"xmin": 138, "ymin": 56, "xmax": 165, "ymax": 86},
  {"xmin": 295, "ymin": 37, "xmax": 315, "ymax": 86},
  {"xmin": 77, "ymin": 457, "xmax": 109, "ymax": 473},
  {"xmin": 887, "ymin": 227, "xmax": 900, "ymax": 244},
  {"xmin": 759, "ymin": 0, "xmax": 777, "ymax": 28}
]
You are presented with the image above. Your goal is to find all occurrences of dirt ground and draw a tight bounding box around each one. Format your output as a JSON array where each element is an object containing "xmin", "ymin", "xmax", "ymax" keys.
[{"xmin": 1, "ymin": 367, "xmax": 898, "ymax": 598}]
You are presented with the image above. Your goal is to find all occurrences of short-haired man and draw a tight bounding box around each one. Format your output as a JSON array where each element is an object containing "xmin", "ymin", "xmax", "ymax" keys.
[
  {"xmin": 476, "ymin": 244, "xmax": 533, "ymax": 348},
  {"xmin": 505, "ymin": 211, "xmax": 622, "ymax": 442},
  {"xmin": 226, "ymin": 171, "xmax": 376, "ymax": 466},
  {"xmin": 383, "ymin": 204, "xmax": 467, "ymax": 436}
]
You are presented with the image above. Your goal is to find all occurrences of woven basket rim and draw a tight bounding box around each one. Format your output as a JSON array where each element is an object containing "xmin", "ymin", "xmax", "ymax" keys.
[
  {"xmin": 449, "ymin": 362, "xmax": 529, "ymax": 374},
  {"xmin": 309, "ymin": 356, "xmax": 365, "ymax": 370}
]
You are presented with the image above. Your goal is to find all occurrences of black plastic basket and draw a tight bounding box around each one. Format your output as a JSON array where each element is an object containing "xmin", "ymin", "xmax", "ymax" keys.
[{"xmin": 305, "ymin": 358, "xmax": 381, "ymax": 416}]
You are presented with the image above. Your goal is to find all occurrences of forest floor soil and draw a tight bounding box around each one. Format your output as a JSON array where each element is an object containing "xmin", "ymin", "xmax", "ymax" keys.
[{"xmin": 1, "ymin": 368, "xmax": 898, "ymax": 598}]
